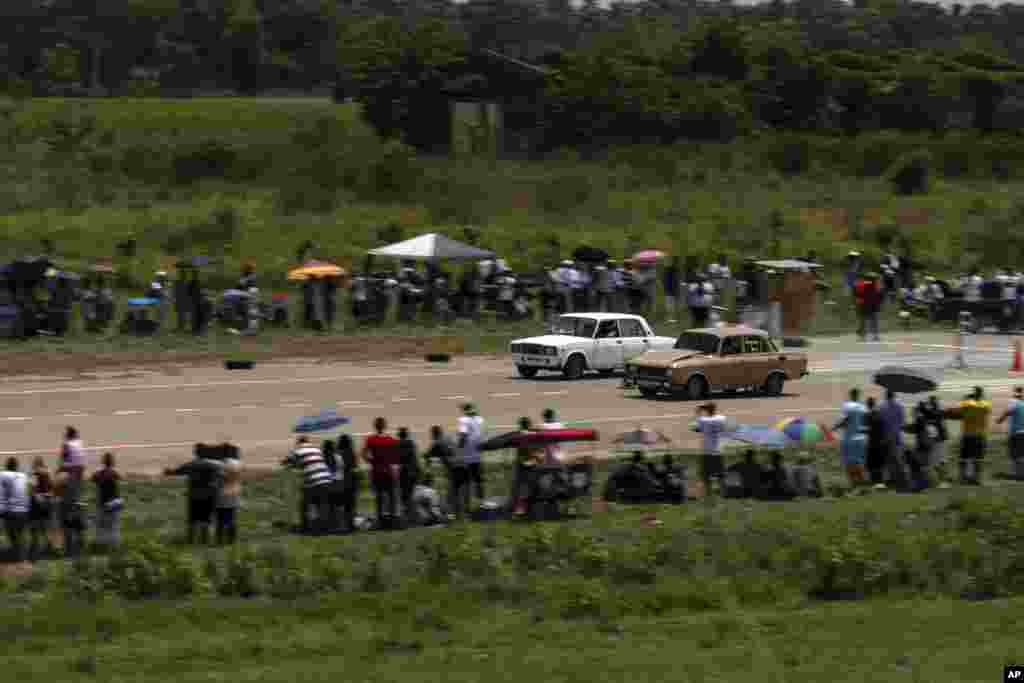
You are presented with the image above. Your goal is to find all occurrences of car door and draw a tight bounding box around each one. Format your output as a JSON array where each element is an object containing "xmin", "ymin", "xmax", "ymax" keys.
[
  {"xmin": 593, "ymin": 319, "xmax": 624, "ymax": 369},
  {"xmin": 618, "ymin": 318, "xmax": 650, "ymax": 363},
  {"xmin": 705, "ymin": 334, "xmax": 744, "ymax": 388},
  {"xmin": 742, "ymin": 335, "xmax": 781, "ymax": 386}
]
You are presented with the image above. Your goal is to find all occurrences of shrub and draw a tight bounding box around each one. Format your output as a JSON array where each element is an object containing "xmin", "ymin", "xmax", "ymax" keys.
[
  {"xmin": 768, "ymin": 136, "xmax": 813, "ymax": 176},
  {"xmin": 887, "ymin": 150, "xmax": 931, "ymax": 195},
  {"xmin": 536, "ymin": 170, "xmax": 596, "ymax": 214}
]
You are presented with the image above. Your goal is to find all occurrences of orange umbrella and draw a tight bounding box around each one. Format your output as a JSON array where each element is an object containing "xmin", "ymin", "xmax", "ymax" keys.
[{"xmin": 287, "ymin": 260, "xmax": 347, "ymax": 281}]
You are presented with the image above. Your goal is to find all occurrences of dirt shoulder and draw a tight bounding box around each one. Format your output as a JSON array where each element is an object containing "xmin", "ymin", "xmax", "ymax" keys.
[{"xmin": 0, "ymin": 333, "xmax": 470, "ymax": 377}]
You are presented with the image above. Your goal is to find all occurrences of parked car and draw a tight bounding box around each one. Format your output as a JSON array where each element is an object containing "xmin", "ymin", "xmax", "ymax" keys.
[
  {"xmin": 624, "ymin": 325, "xmax": 809, "ymax": 399},
  {"xmin": 510, "ymin": 313, "xmax": 676, "ymax": 379}
]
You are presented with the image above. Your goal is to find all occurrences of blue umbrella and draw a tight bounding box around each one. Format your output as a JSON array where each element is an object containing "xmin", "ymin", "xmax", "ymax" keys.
[
  {"xmin": 723, "ymin": 424, "xmax": 788, "ymax": 449},
  {"xmin": 293, "ymin": 410, "xmax": 351, "ymax": 434},
  {"xmin": 127, "ymin": 297, "xmax": 160, "ymax": 306}
]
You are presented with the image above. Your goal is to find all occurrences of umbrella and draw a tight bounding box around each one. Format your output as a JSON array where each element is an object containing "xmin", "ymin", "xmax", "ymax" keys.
[
  {"xmin": 632, "ymin": 250, "xmax": 666, "ymax": 264},
  {"xmin": 222, "ymin": 288, "xmax": 252, "ymax": 300},
  {"xmin": 287, "ymin": 260, "xmax": 347, "ymax": 281},
  {"xmin": 873, "ymin": 366, "xmax": 938, "ymax": 395},
  {"xmin": 572, "ymin": 246, "xmax": 609, "ymax": 263},
  {"xmin": 723, "ymin": 424, "xmax": 789, "ymax": 449},
  {"xmin": 293, "ymin": 410, "xmax": 351, "ymax": 434},
  {"xmin": 479, "ymin": 428, "xmax": 599, "ymax": 452},
  {"xmin": 126, "ymin": 297, "xmax": 159, "ymax": 306},
  {"xmin": 772, "ymin": 417, "xmax": 833, "ymax": 445}
]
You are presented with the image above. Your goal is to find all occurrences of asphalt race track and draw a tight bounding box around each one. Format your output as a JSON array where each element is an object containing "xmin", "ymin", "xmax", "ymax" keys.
[{"xmin": 0, "ymin": 333, "xmax": 1020, "ymax": 474}]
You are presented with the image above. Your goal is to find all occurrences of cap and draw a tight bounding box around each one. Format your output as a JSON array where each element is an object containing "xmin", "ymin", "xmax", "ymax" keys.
[
  {"xmin": 462, "ymin": 402, "xmax": 477, "ymax": 415},
  {"xmin": 561, "ymin": 260, "xmax": 573, "ymax": 266}
]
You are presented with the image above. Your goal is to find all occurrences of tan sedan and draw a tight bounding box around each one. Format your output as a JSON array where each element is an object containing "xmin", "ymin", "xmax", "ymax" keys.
[{"xmin": 624, "ymin": 326, "xmax": 809, "ymax": 400}]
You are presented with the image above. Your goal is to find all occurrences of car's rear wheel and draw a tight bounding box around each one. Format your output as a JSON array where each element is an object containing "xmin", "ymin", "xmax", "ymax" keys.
[
  {"xmin": 562, "ymin": 355, "xmax": 586, "ymax": 380},
  {"xmin": 639, "ymin": 386, "xmax": 659, "ymax": 398},
  {"xmin": 685, "ymin": 375, "xmax": 708, "ymax": 401},
  {"xmin": 517, "ymin": 365, "xmax": 539, "ymax": 379},
  {"xmin": 763, "ymin": 373, "xmax": 785, "ymax": 397}
]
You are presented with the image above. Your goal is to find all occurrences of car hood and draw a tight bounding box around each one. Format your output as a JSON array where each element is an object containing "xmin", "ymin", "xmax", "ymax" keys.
[
  {"xmin": 511, "ymin": 335, "xmax": 588, "ymax": 346},
  {"xmin": 628, "ymin": 350, "xmax": 711, "ymax": 367}
]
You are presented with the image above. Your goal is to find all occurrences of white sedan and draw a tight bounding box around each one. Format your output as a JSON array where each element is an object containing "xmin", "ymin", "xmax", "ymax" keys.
[{"xmin": 510, "ymin": 313, "xmax": 676, "ymax": 380}]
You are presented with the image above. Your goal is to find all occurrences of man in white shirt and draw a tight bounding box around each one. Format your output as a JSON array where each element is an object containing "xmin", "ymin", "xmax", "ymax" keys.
[
  {"xmin": 964, "ymin": 270, "xmax": 983, "ymax": 303},
  {"xmin": 540, "ymin": 408, "xmax": 565, "ymax": 464},
  {"xmin": 1, "ymin": 457, "xmax": 31, "ymax": 562},
  {"xmin": 458, "ymin": 403, "xmax": 486, "ymax": 506},
  {"xmin": 693, "ymin": 402, "xmax": 728, "ymax": 497}
]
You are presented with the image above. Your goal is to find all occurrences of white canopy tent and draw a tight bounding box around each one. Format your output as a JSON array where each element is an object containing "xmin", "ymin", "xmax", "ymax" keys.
[{"xmin": 367, "ymin": 233, "xmax": 495, "ymax": 261}]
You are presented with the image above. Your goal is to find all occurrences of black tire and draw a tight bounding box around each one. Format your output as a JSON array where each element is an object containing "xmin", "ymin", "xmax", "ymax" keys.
[
  {"xmin": 639, "ymin": 386, "xmax": 659, "ymax": 398},
  {"xmin": 562, "ymin": 355, "xmax": 586, "ymax": 380},
  {"xmin": 225, "ymin": 360, "xmax": 254, "ymax": 370},
  {"xmin": 685, "ymin": 375, "xmax": 708, "ymax": 401},
  {"xmin": 763, "ymin": 373, "xmax": 785, "ymax": 397},
  {"xmin": 517, "ymin": 365, "xmax": 539, "ymax": 378},
  {"xmin": 425, "ymin": 353, "xmax": 451, "ymax": 363},
  {"xmin": 598, "ymin": 368, "xmax": 616, "ymax": 376}
]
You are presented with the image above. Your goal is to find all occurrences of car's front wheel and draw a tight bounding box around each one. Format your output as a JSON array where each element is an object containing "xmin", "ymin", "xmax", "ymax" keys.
[
  {"xmin": 517, "ymin": 365, "xmax": 539, "ymax": 379},
  {"xmin": 685, "ymin": 375, "xmax": 708, "ymax": 401},
  {"xmin": 562, "ymin": 355, "xmax": 586, "ymax": 380}
]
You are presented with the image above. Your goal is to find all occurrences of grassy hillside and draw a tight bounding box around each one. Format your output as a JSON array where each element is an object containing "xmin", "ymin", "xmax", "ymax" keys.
[{"xmin": 1, "ymin": 97, "xmax": 1023, "ymax": 293}]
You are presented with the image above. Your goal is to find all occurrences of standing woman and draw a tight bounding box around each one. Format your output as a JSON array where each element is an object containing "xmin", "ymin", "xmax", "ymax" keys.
[
  {"xmin": 834, "ymin": 388, "xmax": 868, "ymax": 490},
  {"xmin": 216, "ymin": 445, "xmax": 242, "ymax": 545},
  {"xmin": 865, "ymin": 397, "xmax": 887, "ymax": 486},
  {"xmin": 92, "ymin": 453, "xmax": 123, "ymax": 551},
  {"xmin": 28, "ymin": 457, "xmax": 55, "ymax": 560}
]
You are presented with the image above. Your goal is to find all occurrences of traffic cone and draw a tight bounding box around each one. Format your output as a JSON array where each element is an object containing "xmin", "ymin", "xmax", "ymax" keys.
[{"xmin": 1013, "ymin": 340, "xmax": 1022, "ymax": 373}]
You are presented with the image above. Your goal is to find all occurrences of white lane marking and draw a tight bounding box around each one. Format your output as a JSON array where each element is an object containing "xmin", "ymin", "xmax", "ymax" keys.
[
  {"xmin": 442, "ymin": 395, "xmax": 468, "ymax": 400},
  {"xmin": 62, "ymin": 412, "xmax": 89, "ymax": 418},
  {"xmin": 281, "ymin": 402, "xmax": 312, "ymax": 408},
  {"xmin": 392, "ymin": 397, "xmax": 416, "ymax": 403},
  {"xmin": 490, "ymin": 392, "xmax": 521, "ymax": 398},
  {"xmin": 175, "ymin": 408, "xmax": 199, "ymax": 413},
  {"xmin": 114, "ymin": 410, "xmax": 143, "ymax": 416},
  {"xmin": 337, "ymin": 401, "xmax": 364, "ymax": 406},
  {"xmin": 542, "ymin": 391, "xmax": 568, "ymax": 396},
  {"xmin": 234, "ymin": 404, "xmax": 260, "ymax": 410},
  {"xmin": 0, "ymin": 370, "xmax": 489, "ymax": 397},
  {"xmin": 4, "ymin": 416, "xmax": 30, "ymax": 422}
]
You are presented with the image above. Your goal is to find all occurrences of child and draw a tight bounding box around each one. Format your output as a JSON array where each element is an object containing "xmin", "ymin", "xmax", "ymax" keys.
[{"xmin": 91, "ymin": 452, "xmax": 122, "ymax": 550}]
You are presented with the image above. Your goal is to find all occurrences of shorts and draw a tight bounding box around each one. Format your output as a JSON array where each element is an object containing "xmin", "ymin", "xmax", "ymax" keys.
[
  {"xmin": 960, "ymin": 434, "xmax": 986, "ymax": 461},
  {"xmin": 701, "ymin": 454, "xmax": 724, "ymax": 481},
  {"xmin": 189, "ymin": 498, "xmax": 215, "ymax": 525},
  {"xmin": 1010, "ymin": 433, "xmax": 1024, "ymax": 461}
]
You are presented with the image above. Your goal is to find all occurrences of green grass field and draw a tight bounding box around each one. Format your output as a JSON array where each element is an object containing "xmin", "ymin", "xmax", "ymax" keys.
[{"xmin": 3, "ymin": 445, "xmax": 1024, "ymax": 682}]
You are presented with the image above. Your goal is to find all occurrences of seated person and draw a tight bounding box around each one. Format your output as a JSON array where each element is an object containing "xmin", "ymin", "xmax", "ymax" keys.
[
  {"xmin": 411, "ymin": 473, "xmax": 444, "ymax": 526},
  {"xmin": 724, "ymin": 450, "xmax": 763, "ymax": 499},
  {"xmin": 603, "ymin": 452, "xmax": 664, "ymax": 503},
  {"xmin": 721, "ymin": 336, "xmax": 742, "ymax": 356},
  {"xmin": 648, "ymin": 453, "xmax": 687, "ymax": 503},
  {"xmin": 759, "ymin": 452, "xmax": 796, "ymax": 501},
  {"xmin": 791, "ymin": 454, "xmax": 824, "ymax": 498},
  {"xmin": 596, "ymin": 319, "xmax": 619, "ymax": 339}
]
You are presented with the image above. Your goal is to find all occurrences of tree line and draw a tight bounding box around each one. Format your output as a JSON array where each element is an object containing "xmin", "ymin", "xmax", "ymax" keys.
[{"xmin": 3, "ymin": 0, "xmax": 1024, "ymax": 149}]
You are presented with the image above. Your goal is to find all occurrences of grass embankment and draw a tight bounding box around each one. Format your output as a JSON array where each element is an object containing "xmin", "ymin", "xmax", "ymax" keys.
[{"xmin": 3, "ymin": 448, "xmax": 1024, "ymax": 681}]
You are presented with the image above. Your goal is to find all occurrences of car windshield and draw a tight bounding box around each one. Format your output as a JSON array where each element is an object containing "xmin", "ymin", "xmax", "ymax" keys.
[
  {"xmin": 673, "ymin": 332, "xmax": 719, "ymax": 354},
  {"xmin": 551, "ymin": 316, "xmax": 597, "ymax": 338}
]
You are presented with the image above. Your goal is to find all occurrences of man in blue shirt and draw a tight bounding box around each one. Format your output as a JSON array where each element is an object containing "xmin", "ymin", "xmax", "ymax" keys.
[
  {"xmin": 879, "ymin": 390, "xmax": 909, "ymax": 490},
  {"xmin": 998, "ymin": 387, "xmax": 1024, "ymax": 478},
  {"xmin": 833, "ymin": 388, "xmax": 868, "ymax": 488}
]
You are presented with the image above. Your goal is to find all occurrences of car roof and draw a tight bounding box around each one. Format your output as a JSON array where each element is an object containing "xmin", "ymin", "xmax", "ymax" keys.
[
  {"xmin": 683, "ymin": 325, "xmax": 769, "ymax": 338},
  {"xmin": 558, "ymin": 313, "xmax": 645, "ymax": 322}
]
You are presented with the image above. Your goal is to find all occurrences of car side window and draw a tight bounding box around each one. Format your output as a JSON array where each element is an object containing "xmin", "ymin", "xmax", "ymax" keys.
[
  {"xmin": 619, "ymin": 319, "xmax": 644, "ymax": 337},
  {"xmin": 721, "ymin": 336, "xmax": 742, "ymax": 355},
  {"xmin": 597, "ymin": 320, "xmax": 619, "ymax": 338},
  {"xmin": 744, "ymin": 336, "xmax": 766, "ymax": 354}
]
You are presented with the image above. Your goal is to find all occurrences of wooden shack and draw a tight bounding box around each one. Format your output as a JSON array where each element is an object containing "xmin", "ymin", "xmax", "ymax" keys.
[{"xmin": 757, "ymin": 260, "xmax": 822, "ymax": 336}]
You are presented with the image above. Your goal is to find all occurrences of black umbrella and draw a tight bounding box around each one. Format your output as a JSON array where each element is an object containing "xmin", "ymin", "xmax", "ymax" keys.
[
  {"xmin": 572, "ymin": 246, "xmax": 609, "ymax": 263},
  {"xmin": 873, "ymin": 366, "xmax": 938, "ymax": 395}
]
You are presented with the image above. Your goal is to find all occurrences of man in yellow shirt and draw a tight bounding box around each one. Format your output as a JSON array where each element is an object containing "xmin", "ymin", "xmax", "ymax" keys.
[{"xmin": 946, "ymin": 386, "xmax": 992, "ymax": 485}]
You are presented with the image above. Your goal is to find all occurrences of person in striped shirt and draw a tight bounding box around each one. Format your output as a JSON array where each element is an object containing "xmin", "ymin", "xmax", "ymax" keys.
[{"xmin": 283, "ymin": 437, "xmax": 334, "ymax": 533}]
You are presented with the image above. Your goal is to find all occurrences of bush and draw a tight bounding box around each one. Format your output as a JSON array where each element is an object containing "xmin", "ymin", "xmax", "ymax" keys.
[
  {"xmin": 888, "ymin": 150, "xmax": 931, "ymax": 195},
  {"xmin": 768, "ymin": 136, "xmax": 813, "ymax": 176}
]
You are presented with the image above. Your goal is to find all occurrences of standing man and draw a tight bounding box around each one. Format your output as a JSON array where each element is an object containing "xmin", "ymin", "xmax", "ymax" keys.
[
  {"xmin": 0, "ymin": 457, "xmax": 30, "ymax": 562},
  {"xmin": 282, "ymin": 437, "xmax": 334, "ymax": 532},
  {"xmin": 165, "ymin": 445, "xmax": 223, "ymax": 545},
  {"xmin": 362, "ymin": 417, "xmax": 400, "ymax": 527},
  {"xmin": 457, "ymin": 403, "xmax": 486, "ymax": 509},
  {"xmin": 425, "ymin": 425, "xmax": 467, "ymax": 519},
  {"xmin": 663, "ymin": 257, "xmax": 681, "ymax": 323},
  {"xmin": 539, "ymin": 408, "xmax": 565, "ymax": 465},
  {"xmin": 174, "ymin": 267, "xmax": 190, "ymax": 332},
  {"xmin": 997, "ymin": 387, "xmax": 1024, "ymax": 479},
  {"xmin": 833, "ymin": 388, "xmax": 868, "ymax": 489},
  {"xmin": 949, "ymin": 387, "xmax": 992, "ymax": 484},
  {"xmin": 396, "ymin": 427, "xmax": 420, "ymax": 525},
  {"xmin": 879, "ymin": 390, "xmax": 909, "ymax": 490},
  {"xmin": 693, "ymin": 402, "xmax": 727, "ymax": 497}
]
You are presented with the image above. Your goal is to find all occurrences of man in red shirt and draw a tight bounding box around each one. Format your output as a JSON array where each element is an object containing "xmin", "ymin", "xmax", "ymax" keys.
[
  {"xmin": 854, "ymin": 272, "xmax": 882, "ymax": 341},
  {"xmin": 361, "ymin": 417, "xmax": 400, "ymax": 528}
]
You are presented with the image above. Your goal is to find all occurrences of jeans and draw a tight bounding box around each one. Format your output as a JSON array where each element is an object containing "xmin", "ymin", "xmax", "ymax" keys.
[
  {"xmin": 216, "ymin": 507, "xmax": 237, "ymax": 544},
  {"xmin": 95, "ymin": 507, "xmax": 121, "ymax": 549},
  {"xmin": 465, "ymin": 462, "xmax": 485, "ymax": 502},
  {"xmin": 860, "ymin": 308, "xmax": 880, "ymax": 340},
  {"xmin": 447, "ymin": 466, "xmax": 470, "ymax": 518},
  {"xmin": 372, "ymin": 476, "xmax": 397, "ymax": 525}
]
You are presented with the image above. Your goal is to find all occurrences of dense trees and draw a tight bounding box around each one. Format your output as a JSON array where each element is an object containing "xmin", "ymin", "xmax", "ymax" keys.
[{"xmin": 2, "ymin": 0, "xmax": 1024, "ymax": 148}]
